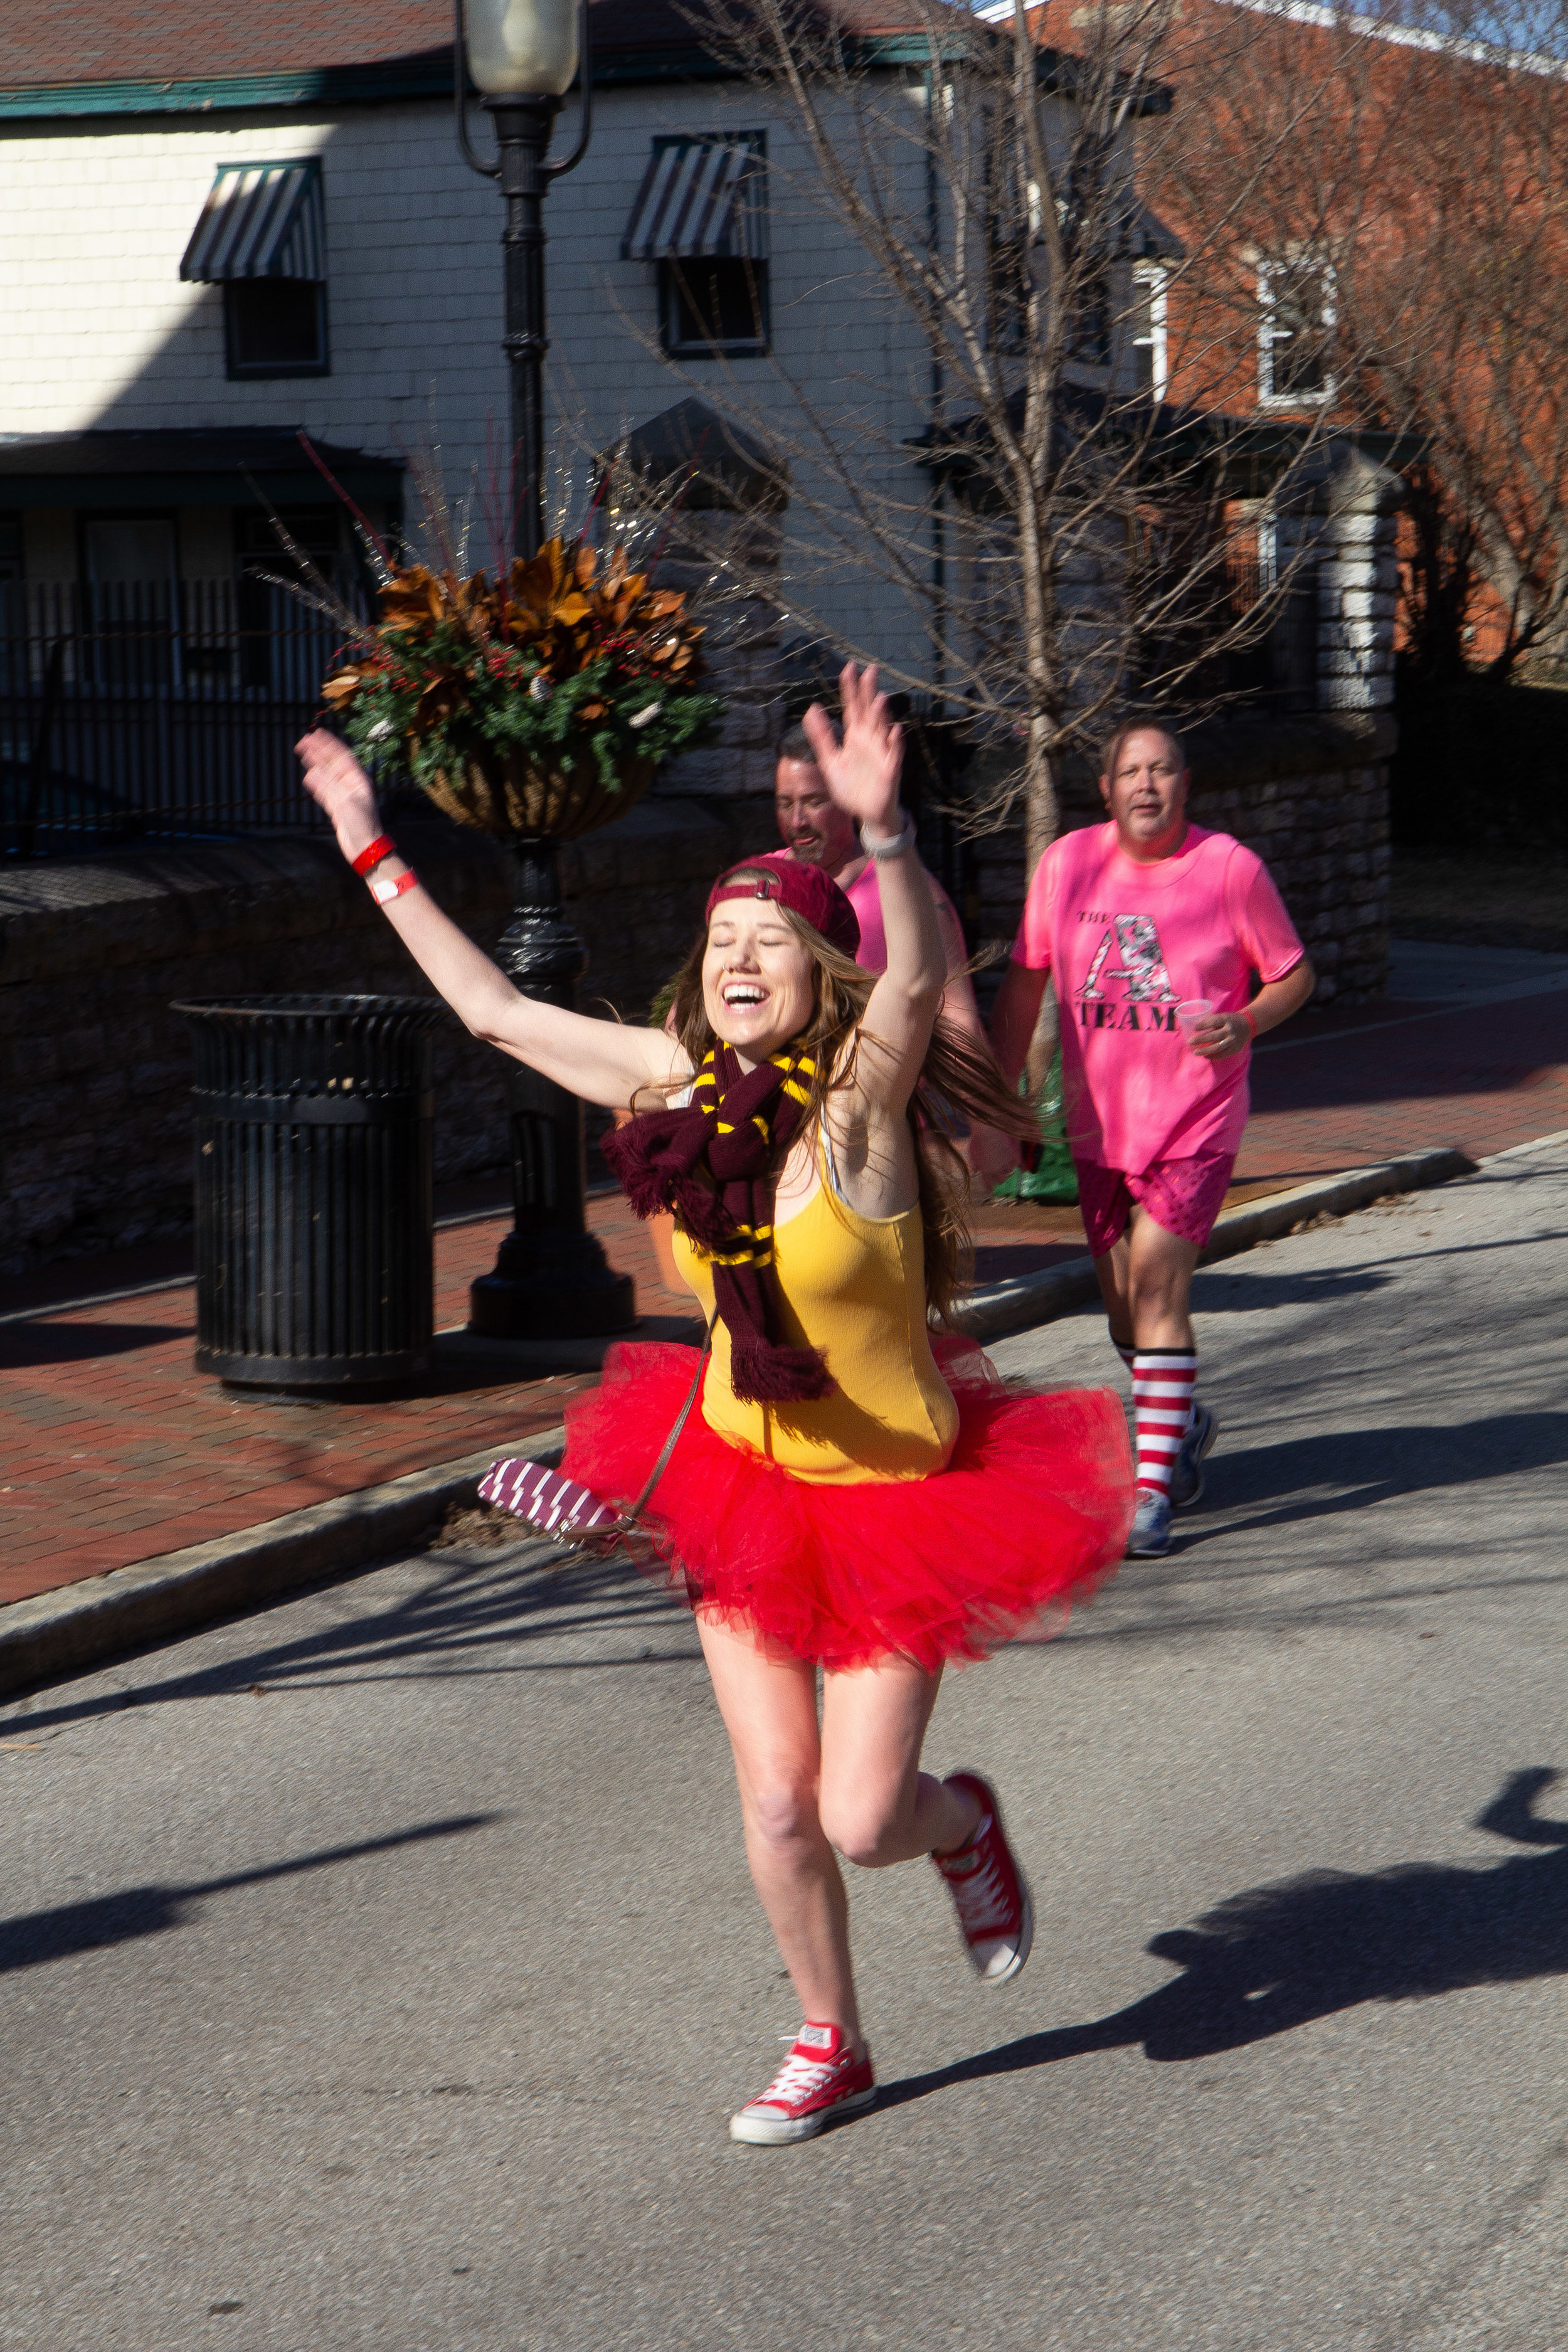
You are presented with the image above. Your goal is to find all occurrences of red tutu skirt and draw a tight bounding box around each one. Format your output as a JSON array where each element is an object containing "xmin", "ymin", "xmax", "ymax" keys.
[{"xmin": 559, "ymin": 1337, "xmax": 1134, "ymax": 1673}]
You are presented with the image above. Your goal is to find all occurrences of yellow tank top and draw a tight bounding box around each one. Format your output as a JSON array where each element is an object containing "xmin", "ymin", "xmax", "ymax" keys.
[{"xmin": 670, "ymin": 1142, "xmax": 959, "ymax": 1486}]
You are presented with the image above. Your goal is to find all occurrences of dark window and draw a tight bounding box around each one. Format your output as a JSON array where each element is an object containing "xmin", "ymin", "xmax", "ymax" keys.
[
  {"xmin": 1069, "ymin": 265, "xmax": 1112, "ymax": 369},
  {"xmin": 987, "ymin": 228, "xmax": 1030, "ymax": 355},
  {"xmin": 225, "ymin": 278, "xmax": 329, "ymax": 378},
  {"xmin": 1262, "ymin": 264, "xmax": 1333, "ymax": 401},
  {"xmin": 659, "ymin": 258, "xmax": 768, "ymax": 357}
]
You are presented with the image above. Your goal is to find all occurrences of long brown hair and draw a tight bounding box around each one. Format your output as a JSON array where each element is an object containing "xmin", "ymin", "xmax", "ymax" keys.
[{"xmin": 657, "ymin": 877, "xmax": 1034, "ymax": 1325}]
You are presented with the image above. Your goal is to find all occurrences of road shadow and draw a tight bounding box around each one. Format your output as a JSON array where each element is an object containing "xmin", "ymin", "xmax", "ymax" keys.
[
  {"xmin": 0, "ymin": 1812, "xmax": 494, "ymax": 1974},
  {"xmin": 877, "ymin": 1769, "xmax": 1567, "ymax": 2114},
  {"xmin": 4, "ymin": 1539, "xmax": 695, "ymax": 1734},
  {"xmin": 1188, "ymin": 1411, "xmax": 1568, "ymax": 1532},
  {"xmin": 1191, "ymin": 1222, "xmax": 1568, "ymax": 1316}
]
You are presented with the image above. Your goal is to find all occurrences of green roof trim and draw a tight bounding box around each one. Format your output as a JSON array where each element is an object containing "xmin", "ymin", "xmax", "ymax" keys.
[
  {"xmin": 0, "ymin": 46, "xmax": 738, "ymax": 122},
  {"xmin": 0, "ymin": 34, "xmax": 1167, "ymax": 122}
]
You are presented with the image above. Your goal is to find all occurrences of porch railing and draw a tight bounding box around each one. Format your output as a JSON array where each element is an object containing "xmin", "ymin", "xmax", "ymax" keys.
[{"xmin": 1, "ymin": 578, "xmax": 369, "ymax": 856}]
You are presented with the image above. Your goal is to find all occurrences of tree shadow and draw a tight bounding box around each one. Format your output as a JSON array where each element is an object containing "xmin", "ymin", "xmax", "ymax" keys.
[
  {"xmin": 876, "ymin": 1769, "xmax": 1568, "ymax": 2114},
  {"xmin": 6, "ymin": 1539, "xmax": 696, "ymax": 1735},
  {"xmin": 1, "ymin": 1811, "xmax": 494, "ymax": 1974},
  {"xmin": 1185, "ymin": 1411, "xmax": 1568, "ymax": 1533},
  {"xmin": 1192, "ymin": 1217, "xmax": 1568, "ymax": 1322}
]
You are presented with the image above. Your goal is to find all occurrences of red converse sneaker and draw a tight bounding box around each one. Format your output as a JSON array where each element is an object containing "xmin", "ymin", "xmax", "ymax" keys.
[
  {"xmin": 729, "ymin": 2022, "xmax": 876, "ymax": 2145},
  {"xmin": 931, "ymin": 1771, "xmax": 1034, "ymax": 1984}
]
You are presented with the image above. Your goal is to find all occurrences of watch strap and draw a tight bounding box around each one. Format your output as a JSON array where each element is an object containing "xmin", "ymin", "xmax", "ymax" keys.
[{"xmin": 862, "ymin": 810, "xmax": 916, "ymax": 861}]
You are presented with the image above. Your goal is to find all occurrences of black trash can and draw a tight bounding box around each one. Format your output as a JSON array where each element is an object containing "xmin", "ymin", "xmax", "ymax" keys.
[{"xmin": 174, "ymin": 994, "xmax": 445, "ymax": 1392}]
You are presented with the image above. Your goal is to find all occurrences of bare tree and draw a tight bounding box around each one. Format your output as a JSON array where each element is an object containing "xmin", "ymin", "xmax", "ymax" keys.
[
  {"xmin": 611, "ymin": 0, "xmax": 1373, "ymax": 872},
  {"xmin": 1148, "ymin": 0, "xmax": 1568, "ymax": 681}
]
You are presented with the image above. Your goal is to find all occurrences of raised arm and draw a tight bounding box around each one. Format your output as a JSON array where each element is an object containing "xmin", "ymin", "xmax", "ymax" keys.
[
  {"xmin": 802, "ymin": 665, "xmax": 945, "ymax": 1117},
  {"xmin": 297, "ymin": 731, "xmax": 687, "ymax": 1110}
]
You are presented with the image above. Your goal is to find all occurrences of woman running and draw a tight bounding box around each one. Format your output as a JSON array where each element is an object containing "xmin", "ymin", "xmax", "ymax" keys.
[{"xmin": 297, "ymin": 665, "xmax": 1131, "ymax": 2146}]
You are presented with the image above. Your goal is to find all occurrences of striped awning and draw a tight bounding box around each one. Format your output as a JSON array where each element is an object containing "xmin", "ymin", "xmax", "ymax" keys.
[
  {"xmin": 622, "ymin": 135, "xmax": 768, "ymax": 264},
  {"xmin": 179, "ymin": 159, "xmax": 326, "ymax": 285}
]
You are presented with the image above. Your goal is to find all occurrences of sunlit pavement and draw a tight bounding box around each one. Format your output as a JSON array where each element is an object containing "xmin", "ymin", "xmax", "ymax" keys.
[{"xmin": 3, "ymin": 1136, "xmax": 1565, "ymax": 2351}]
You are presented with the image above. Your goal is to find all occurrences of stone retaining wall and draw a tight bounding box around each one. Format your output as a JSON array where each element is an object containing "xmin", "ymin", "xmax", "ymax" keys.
[{"xmin": 0, "ymin": 797, "xmax": 766, "ymax": 1275}]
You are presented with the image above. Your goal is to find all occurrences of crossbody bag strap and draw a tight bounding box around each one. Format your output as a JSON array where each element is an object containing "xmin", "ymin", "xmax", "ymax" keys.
[{"xmin": 623, "ymin": 1320, "xmax": 714, "ymax": 1530}]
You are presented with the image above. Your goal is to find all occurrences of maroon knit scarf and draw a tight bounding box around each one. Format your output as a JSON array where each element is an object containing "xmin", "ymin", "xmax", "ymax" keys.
[{"xmin": 601, "ymin": 1041, "xmax": 833, "ymax": 1404}]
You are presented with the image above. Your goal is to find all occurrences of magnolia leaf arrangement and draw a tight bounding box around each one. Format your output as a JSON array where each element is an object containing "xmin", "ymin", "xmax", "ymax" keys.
[{"xmin": 271, "ymin": 430, "xmax": 728, "ymax": 840}]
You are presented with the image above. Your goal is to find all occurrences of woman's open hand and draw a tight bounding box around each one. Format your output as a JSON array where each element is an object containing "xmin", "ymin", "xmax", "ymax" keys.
[
  {"xmin": 296, "ymin": 729, "xmax": 379, "ymax": 862},
  {"xmin": 801, "ymin": 662, "xmax": 904, "ymax": 837}
]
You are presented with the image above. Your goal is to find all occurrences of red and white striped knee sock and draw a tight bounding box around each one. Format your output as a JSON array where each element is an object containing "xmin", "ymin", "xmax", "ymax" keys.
[{"xmin": 1132, "ymin": 1349, "xmax": 1197, "ymax": 1495}]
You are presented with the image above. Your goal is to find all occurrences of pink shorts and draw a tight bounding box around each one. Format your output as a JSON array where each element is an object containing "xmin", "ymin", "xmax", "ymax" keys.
[{"xmin": 1076, "ymin": 1153, "xmax": 1236, "ymax": 1257}]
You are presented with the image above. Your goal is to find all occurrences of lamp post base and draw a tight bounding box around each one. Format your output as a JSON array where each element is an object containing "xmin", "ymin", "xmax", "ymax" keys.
[{"xmin": 469, "ymin": 1230, "xmax": 635, "ymax": 1342}]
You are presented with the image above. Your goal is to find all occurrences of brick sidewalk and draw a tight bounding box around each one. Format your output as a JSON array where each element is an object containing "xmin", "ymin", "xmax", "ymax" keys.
[{"xmin": 4, "ymin": 981, "xmax": 1565, "ymax": 1610}]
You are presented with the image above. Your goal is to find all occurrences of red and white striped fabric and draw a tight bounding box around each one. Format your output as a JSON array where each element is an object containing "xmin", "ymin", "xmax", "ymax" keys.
[
  {"xmin": 1131, "ymin": 1350, "xmax": 1197, "ymax": 1496},
  {"xmin": 478, "ymin": 1456, "xmax": 622, "ymax": 1543}
]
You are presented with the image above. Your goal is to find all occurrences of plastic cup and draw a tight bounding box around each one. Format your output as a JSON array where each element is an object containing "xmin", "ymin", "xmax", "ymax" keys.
[{"xmin": 1177, "ymin": 997, "xmax": 1215, "ymax": 1048}]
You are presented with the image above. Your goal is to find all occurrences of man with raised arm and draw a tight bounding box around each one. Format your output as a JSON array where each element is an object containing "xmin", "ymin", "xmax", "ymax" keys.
[{"xmin": 969, "ymin": 723, "xmax": 1316, "ymax": 1559}]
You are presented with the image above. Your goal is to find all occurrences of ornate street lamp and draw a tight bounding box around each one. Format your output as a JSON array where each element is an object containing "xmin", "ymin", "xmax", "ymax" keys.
[
  {"xmin": 454, "ymin": 0, "xmax": 593, "ymax": 558},
  {"xmin": 452, "ymin": 0, "xmax": 637, "ymax": 1344}
]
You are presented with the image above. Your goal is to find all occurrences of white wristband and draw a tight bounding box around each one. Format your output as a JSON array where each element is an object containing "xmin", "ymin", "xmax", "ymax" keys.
[{"xmin": 861, "ymin": 810, "xmax": 916, "ymax": 861}]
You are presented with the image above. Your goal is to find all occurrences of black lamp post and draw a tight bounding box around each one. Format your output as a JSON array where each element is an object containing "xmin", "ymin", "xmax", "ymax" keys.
[{"xmin": 453, "ymin": 0, "xmax": 636, "ymax": 1343}]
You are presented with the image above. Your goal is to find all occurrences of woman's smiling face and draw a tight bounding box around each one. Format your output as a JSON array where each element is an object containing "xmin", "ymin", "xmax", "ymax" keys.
[{"xmin": 702, "ymin": 894, "xmax": 818, "ymax": 1064}]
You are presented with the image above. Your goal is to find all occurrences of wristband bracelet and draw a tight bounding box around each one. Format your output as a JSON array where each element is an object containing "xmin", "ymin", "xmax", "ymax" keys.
[
  {"xmin": 351, "ymin": 833, "xmax": 396, "ymax": 877},
  {"xmin": 1241, "ymin": 1005, "xmax": 1258, "ymax": 1042},
  {"xmin": 368, "ymin": 867, "xmax": 420, "ymax": 906},
  {"xmin": 862, "ymin": 810, "xmax": 916, "ymax": 861}
]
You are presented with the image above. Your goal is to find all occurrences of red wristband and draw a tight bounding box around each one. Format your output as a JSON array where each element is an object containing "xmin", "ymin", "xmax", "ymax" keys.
[
  {"xmin": 368, "ymin": 867, "xmax": 420, "ymax": 906},
  {"xmin": 351, "ymin": 833, "xmax": 396, "ymax": 877},
  {"xmin": 1241, "ymin": 1005, "xmax": 1258, "ymax": 1042}
]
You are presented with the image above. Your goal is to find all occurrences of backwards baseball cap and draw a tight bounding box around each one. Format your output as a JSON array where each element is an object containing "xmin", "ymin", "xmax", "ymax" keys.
[{"xmin": 705, "ymin": 850, "xmax": 861, "ymax": 960}]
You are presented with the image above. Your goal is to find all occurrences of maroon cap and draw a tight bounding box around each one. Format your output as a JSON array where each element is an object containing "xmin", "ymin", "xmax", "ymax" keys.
[{"xmin": 705, "ymin": 850, "xmax": 861, "ymax": 960}]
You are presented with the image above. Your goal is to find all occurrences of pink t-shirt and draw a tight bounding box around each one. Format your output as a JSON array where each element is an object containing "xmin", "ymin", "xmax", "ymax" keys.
[
  {"xmin": 1014, "ymin": 821, "xmax": 1305, "ymax": 1173},
  {"xmin": 844, "ymin": 859, "xmax": 968, "ymax": 978}
]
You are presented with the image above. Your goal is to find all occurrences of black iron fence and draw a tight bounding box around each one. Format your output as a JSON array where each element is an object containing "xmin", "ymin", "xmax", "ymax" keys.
[{"xmin": 1, "ymin": 578, "xmax": 367, "ymax": 856}]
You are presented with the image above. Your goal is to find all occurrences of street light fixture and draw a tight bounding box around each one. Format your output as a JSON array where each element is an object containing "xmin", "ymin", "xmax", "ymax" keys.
[
  {"xmin": 454, "ymin": 0, "xmax": 593, "ymax": 559},
  {"xmin": 452, "ymin": 0, "xmax": 635, "ymax": 1347}
]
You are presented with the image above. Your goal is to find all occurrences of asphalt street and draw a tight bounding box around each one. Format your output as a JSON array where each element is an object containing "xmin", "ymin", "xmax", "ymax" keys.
[{"xmin": 4, "ymin": 1136, "xmax": 1566, "ymax": 2352}]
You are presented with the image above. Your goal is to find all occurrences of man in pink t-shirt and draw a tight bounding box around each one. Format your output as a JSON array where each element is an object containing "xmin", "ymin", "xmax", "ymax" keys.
[
  {"xmin": 773, "ymin": 724, "xmax": 984, "ymax": 1048},
  {"xmin": 970, "ymin": 723, "xmax": 1315, "ymax": 1559}
]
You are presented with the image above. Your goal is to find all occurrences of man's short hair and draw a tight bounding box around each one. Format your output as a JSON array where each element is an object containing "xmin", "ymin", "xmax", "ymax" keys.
[
  {"xmin": 776, "ymin": 723, "xmax": 817, "ymax": 766},
  {"xmin": 776, "ymin": 721, "xmax": 835, "ymax": 767},
  {"xmin": 1101, "ymin": 719, "xmax": 1187, "ymax": 785}
]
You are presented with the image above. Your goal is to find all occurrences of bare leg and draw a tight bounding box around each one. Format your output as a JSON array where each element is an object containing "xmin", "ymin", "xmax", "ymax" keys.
[
  {"xmin": 817, "ymin": 1654, "xmax": 982, "ymax": 1868},
  {"xmin": 697, "ymin": 1609, "xmax": 862, "ymax": 2052},
  {"xmin": 697, "ymin": 1616, "xmax": 987, "ymax": 2058},
  {"xmin": 1092, "ymin": 1203, "xmax": 1200, "ymax": 1352}
]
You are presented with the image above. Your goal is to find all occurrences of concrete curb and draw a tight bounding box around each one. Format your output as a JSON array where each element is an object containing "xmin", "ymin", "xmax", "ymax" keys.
[
  {"xmin": 952, "ymin": 1144, "xmax": 1477, "ymax": 1343},
  {"xmin": 0, "ymin": 1428, "xmax": 564, "ymax": 1700},
  {"xmin": 0, "ymin": 1134, "xmax": 1532, "ymax": 1699}
]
